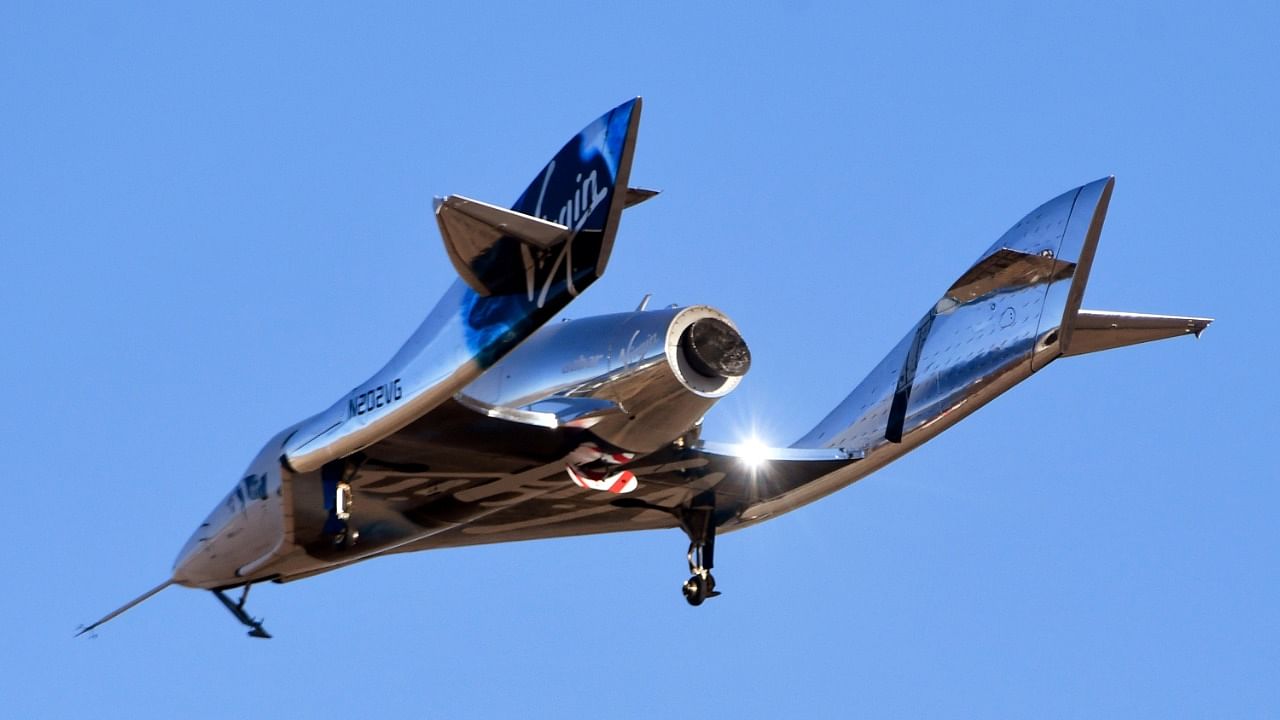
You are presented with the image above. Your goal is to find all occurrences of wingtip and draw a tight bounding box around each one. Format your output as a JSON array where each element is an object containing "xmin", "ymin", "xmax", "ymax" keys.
[{"xmin": 1193, "ymin": 317, "xmax": 1214, "ymax": 338}]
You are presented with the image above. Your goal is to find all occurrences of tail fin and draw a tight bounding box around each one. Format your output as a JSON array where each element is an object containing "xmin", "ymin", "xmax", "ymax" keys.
[
  {"xmin": 435, "ymin": 97, "xmax": 641, "ymax": 301},
  {"xmin": 284, "ymin": 100, "xmax": 643, "ymax": 473},
  {"xmin": 794, "ymin": 177, "xmax": 1210, "ymax": 453},
  {"xmin": 509, "ymin": 96, "xmax": 641, "ymax": 279}
]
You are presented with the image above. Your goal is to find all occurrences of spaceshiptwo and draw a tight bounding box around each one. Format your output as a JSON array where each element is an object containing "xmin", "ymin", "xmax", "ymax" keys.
[{"xmin": 79, "ymin": 98, "xmax": 1211, "ymax": 638}]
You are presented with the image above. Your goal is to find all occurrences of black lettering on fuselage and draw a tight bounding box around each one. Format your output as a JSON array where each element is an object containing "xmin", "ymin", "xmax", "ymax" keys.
[{"xmin": 347, "ymin": 378, "xmax": 404, "ymax": 418}]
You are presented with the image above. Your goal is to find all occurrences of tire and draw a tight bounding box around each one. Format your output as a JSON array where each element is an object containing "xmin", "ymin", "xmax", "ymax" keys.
[{"xmin": 683, "ymin": 575, "xmax": 706, "ymax": 606}]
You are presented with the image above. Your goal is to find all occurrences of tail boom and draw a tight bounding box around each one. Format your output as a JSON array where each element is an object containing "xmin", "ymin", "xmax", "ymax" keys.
[{"xmin": 787, "ymin": 177, "xmax": 1209, "ymax": 501}]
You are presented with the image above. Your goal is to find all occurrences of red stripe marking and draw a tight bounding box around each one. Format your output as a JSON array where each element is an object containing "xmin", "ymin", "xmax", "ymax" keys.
[{"xmin": 608, "ymin": 471, "xmax": 635, "ymax": 493}]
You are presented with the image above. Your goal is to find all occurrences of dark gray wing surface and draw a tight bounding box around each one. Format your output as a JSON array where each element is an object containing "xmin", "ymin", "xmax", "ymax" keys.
[{"xmin": 333, "ymin": 419, "xmax": 860, "ymax": 562}]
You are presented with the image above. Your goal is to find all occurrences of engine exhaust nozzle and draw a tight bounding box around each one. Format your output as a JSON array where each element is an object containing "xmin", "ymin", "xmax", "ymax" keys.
[{"xmin": 679, "ymin": 318, "xmax": 751, "ymax": 379}]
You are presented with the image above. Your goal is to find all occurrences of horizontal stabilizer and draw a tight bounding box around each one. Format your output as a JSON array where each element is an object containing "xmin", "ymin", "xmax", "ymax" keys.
[
  {"xmin": 1062, "ymin": 310, "xmax": 1213, "ymax": 357},
  {"xmin": 624, "ymin": 187, "xmax": 660, "ymax": 208},
  {"xmin": 435, "ymin": 195, "xmax": 570, "ymax": 296}
]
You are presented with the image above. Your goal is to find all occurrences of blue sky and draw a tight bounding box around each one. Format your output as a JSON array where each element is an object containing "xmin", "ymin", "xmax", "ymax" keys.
[{"xmin": 3, "ymin": 2, "xmax": 1276, "ymax": 716}]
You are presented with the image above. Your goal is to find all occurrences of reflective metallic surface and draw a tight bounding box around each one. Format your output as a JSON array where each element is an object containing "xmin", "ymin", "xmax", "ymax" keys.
[
  {"xmin": 172, "ymin": 426, "xmax": 296, "ymax": 588},
  {"xmin": 463, "ymin": 304, "xmax": 746, "ymax": 453},
  {"xmin": 76, "ymin": 102, "xmax": 1214, "ymax": 637},
  {"xmin": 798, "ymin": 178, "xmax": 1114, "ymax": 453},
  {"xmin": 764, "ymin": 177, "xmax": 1121, "ymax": 519},
  {"xmin": 1063, "ymin": 309, "xmax": 1213, "ymax": 356},
  {"xmin": 205, "ymin": 174, "xmax": 1207, "ymax": 595},
  {"xmin": 281, "ymin": 99, "xmax": 642, "ymax": 474}
]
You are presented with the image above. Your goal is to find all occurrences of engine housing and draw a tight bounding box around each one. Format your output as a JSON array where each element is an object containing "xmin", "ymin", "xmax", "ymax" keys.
[{"xmin": 460, "ymin": 305, "xmax": 750, "ymax": 453}]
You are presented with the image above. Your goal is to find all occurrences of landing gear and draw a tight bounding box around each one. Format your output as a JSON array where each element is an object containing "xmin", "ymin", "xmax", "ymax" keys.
[
  {"xmin": 212, "ymin": 585, "xmax": 272, "ymax": 639},
  {"xmin": 329, "ymin": 522, "xmax": 359, "ymax": 549},
  {"xmin": 682, "ymin": 571, "xmax": 717, "ymax": 606},
  {"xmin": 322, "ymin": 460, "xmax": 358, "ymax": 549},
  {"xmin": 612, "ymin": 489, "xmax": 725, "ymax": 606},
  {"xmin": 678, "ymin": 492, "xmax": 720, "ymax": 607}
]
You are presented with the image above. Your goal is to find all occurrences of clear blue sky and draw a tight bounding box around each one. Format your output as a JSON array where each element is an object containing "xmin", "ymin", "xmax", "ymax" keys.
[{"xmin": 3, "ymin": 2, "xmax": 1276, "ymax": 716}]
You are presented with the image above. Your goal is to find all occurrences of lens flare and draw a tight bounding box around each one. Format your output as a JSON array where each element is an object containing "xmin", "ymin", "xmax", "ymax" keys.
[{"xmin": 736, "ymin": 436, "xmax": 770, "ymax": 469}]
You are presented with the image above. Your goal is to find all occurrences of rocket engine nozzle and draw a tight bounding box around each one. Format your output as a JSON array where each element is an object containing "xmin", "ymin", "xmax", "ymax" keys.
[{"xmin": 679, "ymin": 318, "xmax": 751, "ymax": 379}]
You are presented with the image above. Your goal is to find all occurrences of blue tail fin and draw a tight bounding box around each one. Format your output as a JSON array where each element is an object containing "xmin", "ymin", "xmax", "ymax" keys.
[
  {"xmin": 511, "ymin": 97, "xmax": 641, "ymax": 278},
  {"xmin": 436, "ymin": 98, "xmax": 641, "ymax": 306}
]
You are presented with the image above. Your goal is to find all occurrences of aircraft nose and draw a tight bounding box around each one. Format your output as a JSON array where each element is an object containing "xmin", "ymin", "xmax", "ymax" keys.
[{"xmin": 171, "ymin": 524, "xmax": 210, "ymax": 585}]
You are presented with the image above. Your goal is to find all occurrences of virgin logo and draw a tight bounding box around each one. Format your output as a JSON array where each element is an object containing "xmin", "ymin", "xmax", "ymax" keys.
[{"xmin": 520, "ymin": 161, "xmax": 611, "ymax": 308}]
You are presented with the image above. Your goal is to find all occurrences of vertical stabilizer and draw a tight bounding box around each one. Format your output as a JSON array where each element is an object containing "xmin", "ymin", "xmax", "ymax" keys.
[
  {"xmin": 793, "ymin": 176, "xmax": 1185, "ymax": 454},
  {"xmin": 1029, "ymin": 176, "xmax": 1114, "ymax": 370}
]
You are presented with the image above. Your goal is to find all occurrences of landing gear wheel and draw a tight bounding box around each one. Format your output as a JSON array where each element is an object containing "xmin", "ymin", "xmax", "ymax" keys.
[
  {"xmin": 682, "ymin": 574, "xmax": 708, "ymax": 606},
  {"xmin": 329, "ymin": 524, "xmax": 359, "ymax": 549}
]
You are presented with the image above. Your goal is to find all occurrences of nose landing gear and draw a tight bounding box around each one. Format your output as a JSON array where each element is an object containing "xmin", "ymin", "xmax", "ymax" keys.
[{"xmin": 213, "ymin": 585, "xmax": 272, "ymax": 639}]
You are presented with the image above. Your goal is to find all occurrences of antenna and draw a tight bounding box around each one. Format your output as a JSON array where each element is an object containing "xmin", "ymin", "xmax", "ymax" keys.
[{"xmin": 76, "ymin": 580, "xmax": 174, "ymax": 637}]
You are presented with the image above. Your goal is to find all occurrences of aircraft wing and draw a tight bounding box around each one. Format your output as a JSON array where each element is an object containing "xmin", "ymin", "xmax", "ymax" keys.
[{"xmin": 273, "ymin": 406, "xmax": 859, "ymax": 579}]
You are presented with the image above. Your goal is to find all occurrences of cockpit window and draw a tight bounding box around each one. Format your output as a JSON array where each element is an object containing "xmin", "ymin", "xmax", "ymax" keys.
[
  {"xmin": 243, "ymin": 474, "xmax": 268, "ymax": 501},
  {"xmin": 201, "ymin": 475, "xmax": 270, "ymax": 536}
]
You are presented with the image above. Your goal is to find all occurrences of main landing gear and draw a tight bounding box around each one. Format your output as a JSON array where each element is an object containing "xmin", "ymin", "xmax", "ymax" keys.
[
  {"xmin": 612, "ymin": 489, "xmax": 724, "ymax": 606},
  {"xmin": 213, "ymin": 585, "xmax": 271, "ymax": 639},
  {"xmin": 678, "ymin": 493, "xmax": 720, "ymax": 607}
]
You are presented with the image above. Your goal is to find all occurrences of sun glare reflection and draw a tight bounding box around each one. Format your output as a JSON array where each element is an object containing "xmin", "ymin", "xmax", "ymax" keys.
[{"xmin": 737, "ymin": 436, "xmax": 770, "ymax": 469}]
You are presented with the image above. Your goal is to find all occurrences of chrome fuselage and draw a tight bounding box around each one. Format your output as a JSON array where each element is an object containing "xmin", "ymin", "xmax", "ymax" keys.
[
  {"xmin": 80, "ymin": 100, "xmax": 1206, "ymax": 640},
  {"xmin": 171, "ymin": 176, "xmax": 1209, "ymax": 608},
  {"xmin": 172, "ymin": 304, "xmax": 751, "ymax": 588}
]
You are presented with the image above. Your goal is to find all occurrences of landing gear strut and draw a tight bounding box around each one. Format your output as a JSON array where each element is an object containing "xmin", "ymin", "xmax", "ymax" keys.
[
  {"xmin": 321, "ymin": 460, "xmax": 358, "ymax": 549},
  {"xmin": 678, "ymin": 492, "xmax": 720, "ymax": 607},
  {"xmin": 213, "ymin": 585, "xmax": 272, "ymax": 639},
  {"xmin": 611, "ymin": 489, "xmax": 724, "ymax": 606}
]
